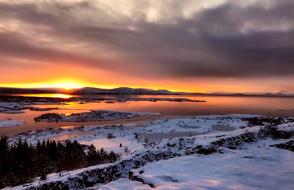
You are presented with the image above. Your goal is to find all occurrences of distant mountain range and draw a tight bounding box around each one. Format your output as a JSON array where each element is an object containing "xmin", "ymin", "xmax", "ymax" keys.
[
  {"xmin": 73, "ymin": 87, "xmax": 177, "ymax": 95},
  {"xmin": 190, "ymin": 92, "xmax": 294, "ymax": 97},
  {"xmin": 0, "ymin": 87, "xmax": 178, "ymax": 95},
  {"xmin": 0, "ymin": 87, "xmax": 293, "ymax": 97}
]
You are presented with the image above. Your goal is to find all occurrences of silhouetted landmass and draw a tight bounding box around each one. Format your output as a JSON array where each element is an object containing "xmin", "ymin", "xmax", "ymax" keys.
[
  {"xmin": 34, "ymin": 110, "xmax": 141, "ymax": 122},
  {"xmin": 0, "ymin": 87, "xmax": 177, "ymax": 95},
  {"xmin": 0, "ymin": 137, "xmax": 119, "ymax": 188},
  {"xmin": 0, "ymin": 87, "xmax": 61, "ymax": 94},
  {"xmin": 73, "ymin": 87, "xmax": 177, "ymax": 95},
  {"xmin": 0, "ymin": 87, "xmax": 293, "ymax": 97}
]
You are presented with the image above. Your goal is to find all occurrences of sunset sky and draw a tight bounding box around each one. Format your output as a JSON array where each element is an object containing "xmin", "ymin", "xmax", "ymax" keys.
[{"xmin": 0, "ymin": 0, "xmax": 293, "ymax": 93}]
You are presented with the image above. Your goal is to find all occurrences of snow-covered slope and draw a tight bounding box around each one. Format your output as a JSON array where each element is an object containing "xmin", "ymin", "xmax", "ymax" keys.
[{"xmin": 128, "ymin": 140, "xmax": 294, "ymax": 190}]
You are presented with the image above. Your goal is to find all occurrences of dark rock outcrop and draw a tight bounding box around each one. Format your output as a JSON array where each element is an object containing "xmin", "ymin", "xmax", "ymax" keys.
[{"xmin": 271, "ymin": 140, "xmax": 294, "ymax": 152}]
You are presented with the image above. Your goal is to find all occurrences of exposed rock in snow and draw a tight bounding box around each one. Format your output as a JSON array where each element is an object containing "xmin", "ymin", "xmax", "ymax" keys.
[
  {"xmin": 8, "ymin": 122, "xmax": 293, "ymax": 190},
  {"xmin": 130, "ymin": 142, "xmax": 294, "ymax": 190},
  {"xmin": 9, "ymin": 114, "xmax": 258, "ymax": 150},
  {"xmin": 271, "ymin": 140, "xmax": 294, "ymax": 152}
]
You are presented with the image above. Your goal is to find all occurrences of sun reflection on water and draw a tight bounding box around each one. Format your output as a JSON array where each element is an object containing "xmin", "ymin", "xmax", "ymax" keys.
[{"xmin": 17, "ymin": 94, "xmax": 74, "ymax": 99}]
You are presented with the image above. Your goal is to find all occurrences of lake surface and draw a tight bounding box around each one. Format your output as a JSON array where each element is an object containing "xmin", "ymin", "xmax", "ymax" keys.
[{"xmin": 1, "ymin": 95, "xmax": 294, "ymax": 136}]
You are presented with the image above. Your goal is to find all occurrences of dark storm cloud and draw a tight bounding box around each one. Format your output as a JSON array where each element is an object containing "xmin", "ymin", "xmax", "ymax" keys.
[
  {"xmin": 0, "ymin": 0, "xmax": 293, "ymax": 78},
  {"xmin": 0, "ymin": 31, "xmax": 118, "ymax": 69}
]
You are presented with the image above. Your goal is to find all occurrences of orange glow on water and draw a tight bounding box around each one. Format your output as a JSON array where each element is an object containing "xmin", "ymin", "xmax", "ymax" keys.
[{"xmin": 18, "ymin": 94, "xmax": 74, "ymax": 99}]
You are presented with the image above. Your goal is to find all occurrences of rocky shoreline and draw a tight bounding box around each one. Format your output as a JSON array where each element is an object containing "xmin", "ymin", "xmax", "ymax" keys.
[{"xmin": 34, "ymin": 110, "xmax": 145, "ymax": 122}]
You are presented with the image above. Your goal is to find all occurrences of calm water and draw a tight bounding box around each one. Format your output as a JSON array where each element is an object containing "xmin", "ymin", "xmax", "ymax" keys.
[{"xmin": 1, "ymin": 95, "xmax": 294, "ymax": 136}]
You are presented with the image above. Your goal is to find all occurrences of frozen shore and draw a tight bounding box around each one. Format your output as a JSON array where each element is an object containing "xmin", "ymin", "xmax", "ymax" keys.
[
  {"xmin": 9, "ymin": 114, "xmax": 260, "ymax": 152},
  {"xmin": 34, "ymin": 110, "xmax": 148, "ymax": 122},
  {"xmin": 0, "ymin": 119, "xmax": 24, "ymax": 128}
]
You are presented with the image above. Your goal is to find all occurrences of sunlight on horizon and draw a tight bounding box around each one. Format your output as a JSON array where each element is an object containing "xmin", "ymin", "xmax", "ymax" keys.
[
  {"xmin": 0, "ymin": 79, "xmax": 191, "ymax": 92},
  {"xmin": 0, "ymin": 79, "xmax": 116, "ymax": 90}
]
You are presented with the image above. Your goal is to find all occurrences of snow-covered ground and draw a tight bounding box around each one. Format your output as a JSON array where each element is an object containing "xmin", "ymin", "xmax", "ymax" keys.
[
  {"xmin": 0, "ymin": 102, "xmax": 26, "ymax": 114},
  {"xmin": 0, "ymin": 119, "xmax": 24, "ymax": 128},
  {"xmin": 80, "ymin": 137, "xmax": 144, "ymax": 155},
  {"xmin": 9, "ymin": 114, "xmax": 258, "ymax": 156},
  {"xmin": 0, "ymin": 101, "xmax": 62, "ymax": 114},
  {"xmin": 97, "ymin": 178, "xmax": 151, "ymax": 190},
  {"xmin": 4, "ymin": 114, "xmax": 294, "ymax": 190},
  {"xmin": 100, "ymin": 139, "xmax": 293, "ymax": 190},
  {"xmin": 7, "ymin": 115, "xmax": 294, "ymax": 190},
  {"xmin": 139, "ymin": 115, "xmax": 248, "ymax": 133},
  {"xmin": 130, "ymin": 141, "xmax": 294, "ymax": 190}
]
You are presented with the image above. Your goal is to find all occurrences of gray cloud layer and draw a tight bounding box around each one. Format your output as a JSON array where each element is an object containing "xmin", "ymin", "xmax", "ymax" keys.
[{"xmin": 0, "ymin": 0, "xmax": 293, "ymax": 79}]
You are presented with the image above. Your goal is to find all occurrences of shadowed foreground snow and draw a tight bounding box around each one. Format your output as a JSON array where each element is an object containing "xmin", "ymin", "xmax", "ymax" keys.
[
  {"xmin": 98, "ymin": 178, "xmax": 151, "ymax": 190},
  {"xmin": 100, "ymin": 140, "xmax": 294, "ymax": 190}
]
